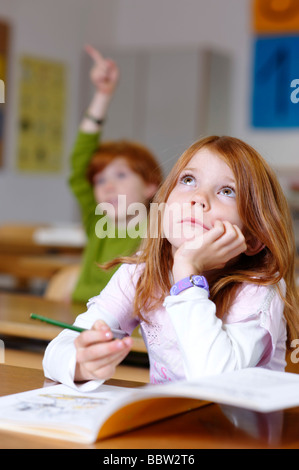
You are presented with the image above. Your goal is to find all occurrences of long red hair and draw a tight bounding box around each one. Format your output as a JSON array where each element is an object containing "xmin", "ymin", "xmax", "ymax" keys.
[{"xmin": 104, "ymin": 136, "xmax": 299, "ymax": 347}]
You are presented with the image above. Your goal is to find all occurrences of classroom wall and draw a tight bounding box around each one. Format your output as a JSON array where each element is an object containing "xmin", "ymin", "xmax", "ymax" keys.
[
  {"xmin": 0, "ymin": 0, "xmax": 298, "ymax": 225},
  {"xmin": 108, "ymin": 0, "xmax": 299, "ymax": 168}
]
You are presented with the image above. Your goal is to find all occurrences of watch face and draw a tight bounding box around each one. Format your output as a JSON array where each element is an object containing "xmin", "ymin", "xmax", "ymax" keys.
[
  {"xmin": 190, "ymin": 275, "xmax": 210, "ymax": 297},
  {"xmin": 192, "ymin": 275, "xmax": 204, "ymax": 286}
]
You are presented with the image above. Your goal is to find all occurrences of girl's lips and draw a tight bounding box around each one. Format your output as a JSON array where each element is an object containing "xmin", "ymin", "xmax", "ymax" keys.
[
  {"xmin": 180, "ymin": 218, "xmax": 209, "ymax": 231},
  {"xmin": 106, "ymin": 199, "xmax": 118, "ymax": 206}
]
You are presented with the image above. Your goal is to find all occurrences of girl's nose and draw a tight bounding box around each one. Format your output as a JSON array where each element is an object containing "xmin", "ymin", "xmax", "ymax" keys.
[
  {"xmin": 191, "ymin": 190, "xmax": 210, "ymax": 211},
  {"xmin": 103, "ymin": 179, "xmax": 116, "ymax": 192}
]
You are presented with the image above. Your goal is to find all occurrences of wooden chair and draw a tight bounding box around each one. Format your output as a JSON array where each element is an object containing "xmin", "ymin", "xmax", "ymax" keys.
[{"xmin": 44, "ymin": 264, "xmax": 81, "ymax": 303}]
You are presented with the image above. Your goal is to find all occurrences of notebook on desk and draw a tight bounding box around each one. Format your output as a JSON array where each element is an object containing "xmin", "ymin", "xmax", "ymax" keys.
[{"xmin": 0, "ymin": 368, "xmax": 299, "ymax": 444}]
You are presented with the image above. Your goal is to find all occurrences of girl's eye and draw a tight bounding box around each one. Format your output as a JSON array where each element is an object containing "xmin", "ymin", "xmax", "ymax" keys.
[
  {"xmin": 219, "ymin": 186, "xmax": 236, "ymax": 198},
  {"xmin": 116, "ymin": 171, "xmax": 129, "ymax": 179},
  {"xmin": 180, "ymin": 174, "xmax": 195, "ymax": 186},
  {"xmin": 94, "ymin": 177, "xmax": 105, "ymax": 185}
]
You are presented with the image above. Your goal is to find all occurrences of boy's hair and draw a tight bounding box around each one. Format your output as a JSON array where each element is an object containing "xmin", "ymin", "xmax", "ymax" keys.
[
  {"xmin": 105, "ymin": 135, "xmax": 299, "ymax": 347},
  {"xmin": 86, "ymin": 140, "xmax": 163, "ymax": 189}
]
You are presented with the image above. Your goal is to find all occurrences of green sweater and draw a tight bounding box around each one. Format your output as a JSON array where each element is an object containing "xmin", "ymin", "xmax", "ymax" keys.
[{"xmin": 69, "ymin": 131, "xmax": 142, "ymax": 303}]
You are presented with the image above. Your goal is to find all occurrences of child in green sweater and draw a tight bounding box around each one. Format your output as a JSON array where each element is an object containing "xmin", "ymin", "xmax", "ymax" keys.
[{"xmin": 69, "ymin": 46, "xmax": 162, "ymax": 303}]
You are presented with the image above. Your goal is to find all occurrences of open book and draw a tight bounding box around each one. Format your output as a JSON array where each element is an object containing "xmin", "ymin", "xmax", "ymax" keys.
[{"xmin": 1, "ymin": 367, "xmax": 299, "ymax": 444}]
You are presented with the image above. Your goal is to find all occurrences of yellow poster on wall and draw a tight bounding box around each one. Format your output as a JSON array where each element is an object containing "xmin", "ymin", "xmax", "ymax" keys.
[
  {"xmin": 253, "ymin": 0, "xmax": 299, "ymax": 34},
  {"xmin": 17, "ymin": 56, "xmax": 66, "ymax": 173}
]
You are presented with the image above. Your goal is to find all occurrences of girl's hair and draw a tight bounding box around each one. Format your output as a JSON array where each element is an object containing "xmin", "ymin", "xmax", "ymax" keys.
[
  {"xmin": 87, "ymin": 140, "xmax": 163, "ymax": 189},
  {"xmin": 104, "ymin": 135, "xmax": 299, "ymax": 347}
]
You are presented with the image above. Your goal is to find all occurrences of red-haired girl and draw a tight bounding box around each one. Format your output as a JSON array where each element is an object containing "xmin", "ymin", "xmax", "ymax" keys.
[{"xmin": 44, "ymin": 136, "xmax": 299, "ymax": 390}]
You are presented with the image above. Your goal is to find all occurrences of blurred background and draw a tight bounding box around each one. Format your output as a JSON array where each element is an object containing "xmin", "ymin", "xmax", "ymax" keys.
[{"xmin": 0, "ymin": 0, "xmax": 298, "ymax": 294}]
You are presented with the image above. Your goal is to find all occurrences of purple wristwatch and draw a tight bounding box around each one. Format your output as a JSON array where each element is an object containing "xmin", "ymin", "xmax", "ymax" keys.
[{"xmin": 170, "ymin": 275, "xmax": 209, "ymax": 297}]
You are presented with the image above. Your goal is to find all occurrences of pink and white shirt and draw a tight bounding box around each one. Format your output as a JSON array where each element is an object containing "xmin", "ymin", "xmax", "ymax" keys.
[{"xmin": 43, "ymin": 263, "xmax": 287, "ymax": 391}]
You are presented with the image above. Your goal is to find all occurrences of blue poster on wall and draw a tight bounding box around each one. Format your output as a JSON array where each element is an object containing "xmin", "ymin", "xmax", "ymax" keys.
[{"xmin": 252, "ymin": 35, "xmax": 299, "ymax": 128}]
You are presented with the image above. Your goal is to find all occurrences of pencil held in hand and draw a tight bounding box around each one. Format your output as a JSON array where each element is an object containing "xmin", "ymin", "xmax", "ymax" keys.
[{"xmin": 30, "ymin": 314, "xmax": 126, "ymax": 338}]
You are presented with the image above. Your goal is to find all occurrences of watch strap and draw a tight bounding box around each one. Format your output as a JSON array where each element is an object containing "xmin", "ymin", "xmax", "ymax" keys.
[
  {"xmin": 170, "ymin": 275, "xmax": 209, "ymax": 297},
  {"xmin": 85, "ymin": 113, "xmax": 106, "ymax": 126}
]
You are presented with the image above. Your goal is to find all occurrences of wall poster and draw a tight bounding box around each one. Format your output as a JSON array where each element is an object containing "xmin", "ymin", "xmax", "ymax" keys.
[
  {"xmin": 17, "ymin": 56, "xmax": 66, "ymax": 172},
  {"xmin": 252, "ymin": 0, "xmax": 299, "ymax": 128}
]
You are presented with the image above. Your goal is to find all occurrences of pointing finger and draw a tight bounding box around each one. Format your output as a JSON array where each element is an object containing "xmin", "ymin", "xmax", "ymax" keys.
[{"xmin": 85, "ymin": 44, "xmax": 104, "ymax": 63}]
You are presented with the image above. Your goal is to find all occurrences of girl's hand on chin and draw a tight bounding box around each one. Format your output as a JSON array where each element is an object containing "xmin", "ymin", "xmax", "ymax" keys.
[{"xmin": 172, "ymin": 220, "xmax": 247, "ymax": 281}]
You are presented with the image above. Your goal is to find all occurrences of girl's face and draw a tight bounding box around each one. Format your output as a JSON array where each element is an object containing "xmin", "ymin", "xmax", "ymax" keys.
[
  {"xmin": 164, "ymin": 147, "xmax": 244, "ymax": 251},
  {"xmin": 93, "ymin": 157, "xmax": 155, "ymax": 222}
]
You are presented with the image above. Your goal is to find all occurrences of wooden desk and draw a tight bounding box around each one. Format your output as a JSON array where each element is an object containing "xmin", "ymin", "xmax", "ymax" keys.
[
  {"xmin": 0, "ymin": 223, "xmax": 83, "ymax": 286},
  {"xmin": 1, "ymin": 364, "xmax": 299, "ymax": 449},
  {"xmin": 0, "ymin": 291, "xmax": 148, "ymax": 382},
  {"xmin": 0, "ymin": 292, "xmax": 85, "ymax": 340},
  {"xmin": 0, "ymin": 253, "xmax": 82, "ymax": 282},
  {"xmin": 0, "ymin": 292, "xmax": 147, "ymax": 366},
  {"xmin": 0, "ymin": 223, "xmax": 84, "ymax": 256}
]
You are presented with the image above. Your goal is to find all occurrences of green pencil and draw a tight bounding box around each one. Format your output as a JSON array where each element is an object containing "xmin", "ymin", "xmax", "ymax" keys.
[
  {"xmin": 30, "ymin": 313, "xmax": 126, "ymax": 338},
  {"xmin": 30, "ymin": 313, "xmax": 86, "ymax": 332}
]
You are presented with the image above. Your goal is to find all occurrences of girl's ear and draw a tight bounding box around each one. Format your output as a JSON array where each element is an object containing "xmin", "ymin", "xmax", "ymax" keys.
[{"xmin": 244, "ymin": 236, "xmax": 265, "ymax": 257}]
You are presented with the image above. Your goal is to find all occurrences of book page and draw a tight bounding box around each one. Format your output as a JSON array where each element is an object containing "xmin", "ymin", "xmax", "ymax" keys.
[
  {"xmin": 149, "ymin": 368, "xmax": 299, "ymax": 412},
  {"xmin": 0, "ymin": 383, "xmax": 134, "ymax": 443}
]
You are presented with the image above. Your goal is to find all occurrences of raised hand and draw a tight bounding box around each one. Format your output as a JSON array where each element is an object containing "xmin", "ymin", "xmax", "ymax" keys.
[{"xmin": 85, "ymin": 44, "xmax": 119, "ymax": 96}]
